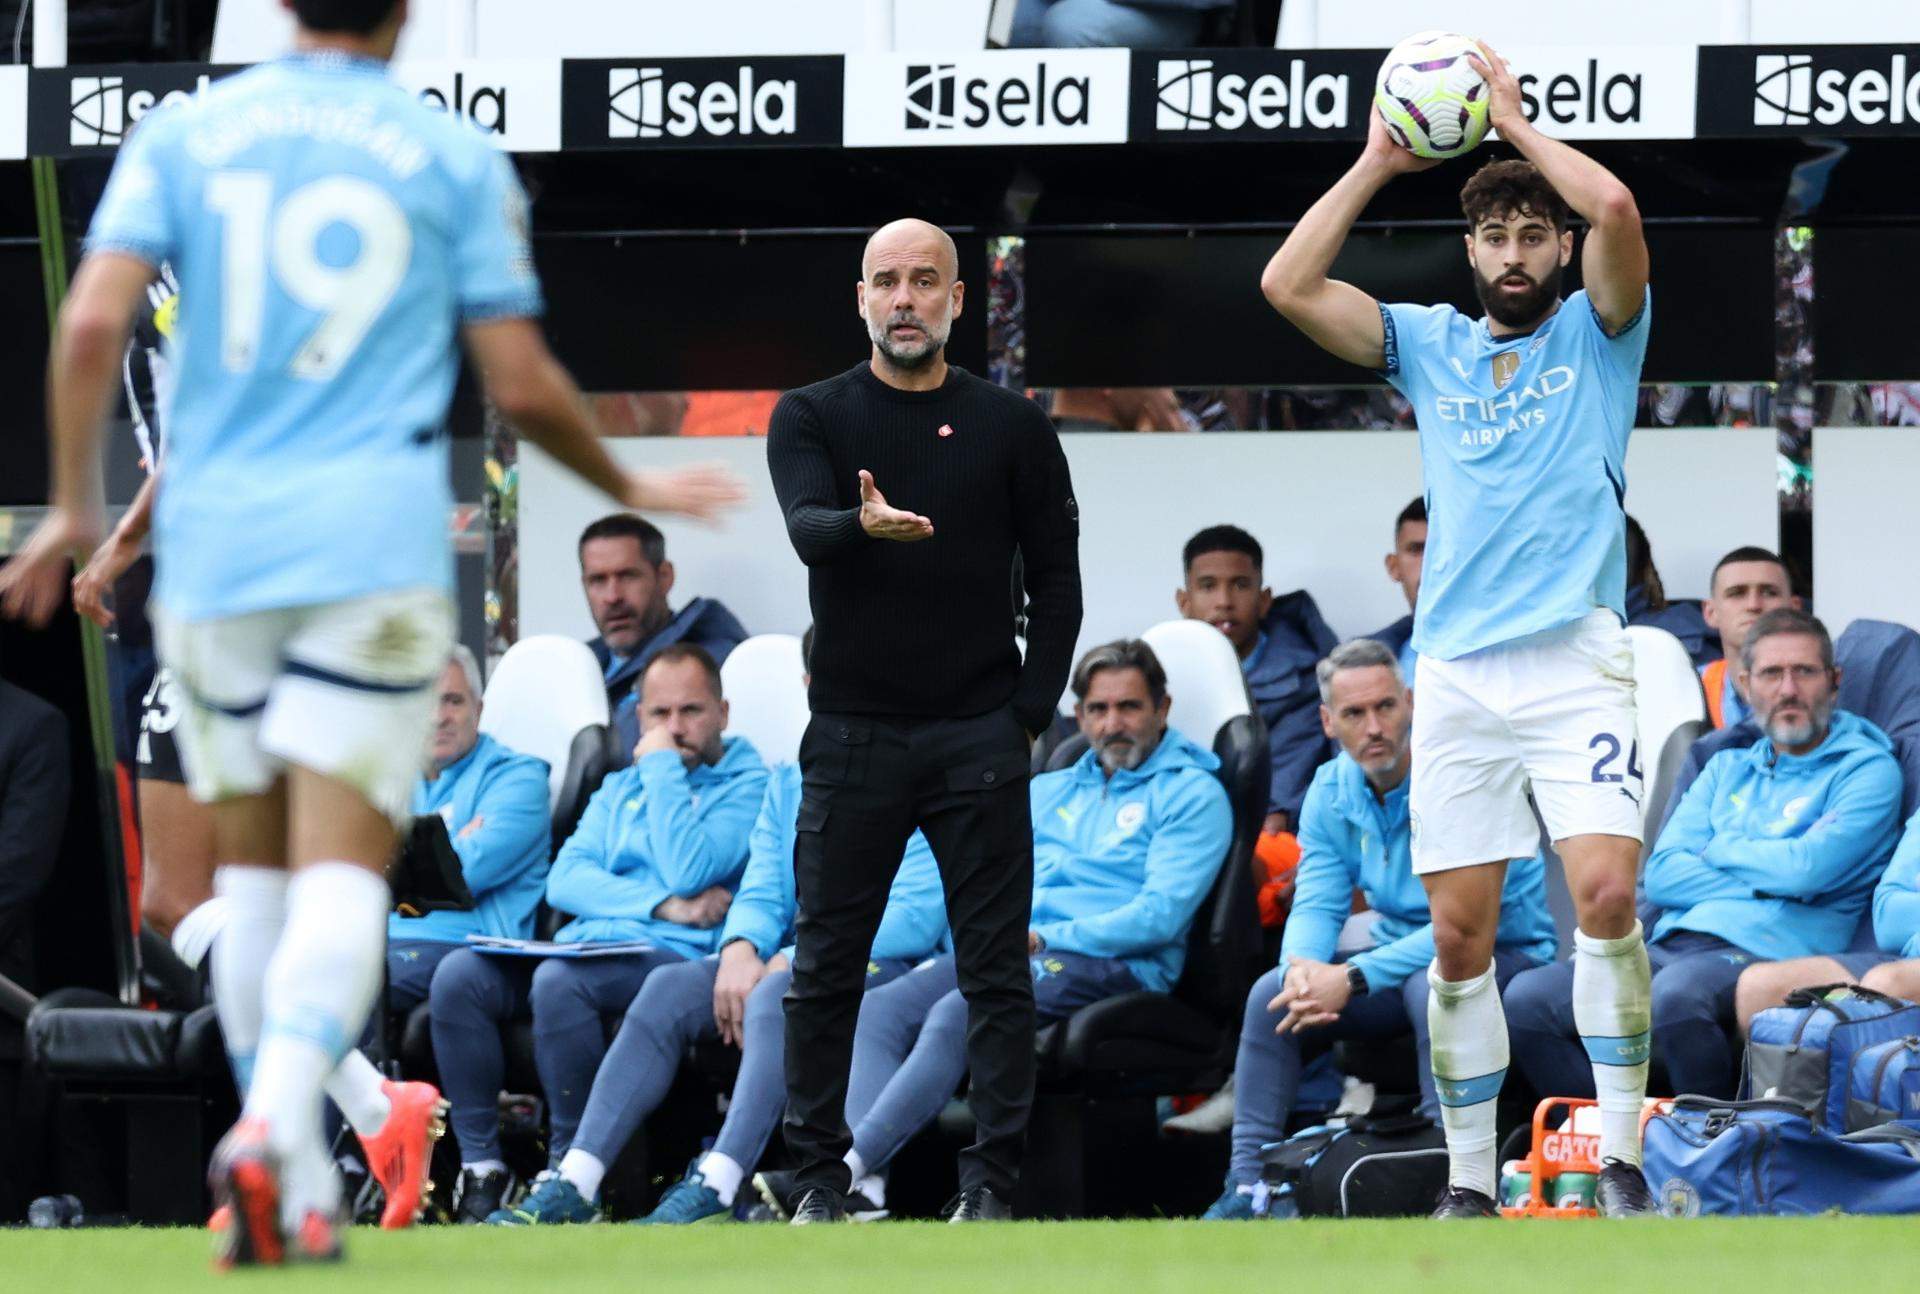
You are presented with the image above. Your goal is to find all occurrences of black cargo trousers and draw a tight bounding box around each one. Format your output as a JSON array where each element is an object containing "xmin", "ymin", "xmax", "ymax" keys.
[{"xmin": 782, "ymin": 703, "xmax": 1035, "ymax": 1200}]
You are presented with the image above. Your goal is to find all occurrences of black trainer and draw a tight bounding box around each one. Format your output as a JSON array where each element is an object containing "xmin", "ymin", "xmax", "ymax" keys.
[
  {"xmin": 944, "ymin": 1186, "xmax": 1013, "ymax": 1223},
  {"xmin": 1596, "ymin": 1159, "xmax": 1660, "ymax": 1218},
  {"xmin": 753, "ymin": 1169, "xmax": 799, "ymax": 1222},
  {"xmin": 1430, "ymin": 1185, "xmax": 1498, "ymax": 1219},
  {"xmin": 454, "ymin": 1166, "xmax": 516, "ymax": 1225},
  {"xmin": 790, "ymin": 1186, "xmax": 847, "ymax": 1226}
]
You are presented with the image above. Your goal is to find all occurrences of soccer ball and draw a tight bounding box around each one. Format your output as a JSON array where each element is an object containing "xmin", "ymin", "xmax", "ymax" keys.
[{"xmin": 1374, "ymin": 31, "xmax": 1491, "ymax": 161}]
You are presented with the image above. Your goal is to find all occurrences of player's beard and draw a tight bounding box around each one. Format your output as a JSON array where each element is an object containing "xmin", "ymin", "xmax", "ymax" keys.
[
  {"xmin": 1474, "ymin": 261, "xmax": 1564, "ymax": 329},
  {"xmin": 869, "ymin": 309, "xmax": 950, "ymax": 370}
]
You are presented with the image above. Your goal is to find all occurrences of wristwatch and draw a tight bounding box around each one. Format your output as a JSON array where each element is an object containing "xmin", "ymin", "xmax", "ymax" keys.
[{"xmin": 1345, "ymin": 964, "xmax": 1370, "ymax": 997}]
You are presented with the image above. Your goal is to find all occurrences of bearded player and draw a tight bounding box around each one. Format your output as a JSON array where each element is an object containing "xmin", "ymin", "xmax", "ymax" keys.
[{"xmin": 1259, "ymin": 42, "xmax": 1657, "ymax": 1218}]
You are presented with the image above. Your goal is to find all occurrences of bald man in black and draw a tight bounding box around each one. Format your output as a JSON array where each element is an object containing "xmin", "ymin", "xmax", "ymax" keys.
[{"xmin": 767, "ymin": 219, "xmax": 1082, "ymax": 1222}]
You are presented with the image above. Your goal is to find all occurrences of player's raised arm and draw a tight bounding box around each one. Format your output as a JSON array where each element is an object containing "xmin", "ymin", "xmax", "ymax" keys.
[
  {"xmin": 1470, "ymin": 42, "xmax": 1647, "ymax": 333},
  {"xmin": 1260, "ymin": 110, "xmax": 1440, "ymax": 370},
  {"xmin": 462, "ymin": 317, "xmax": 744, "ymax": 523}
]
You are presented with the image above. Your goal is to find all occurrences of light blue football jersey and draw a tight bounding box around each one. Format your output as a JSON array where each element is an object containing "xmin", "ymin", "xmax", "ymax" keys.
[
  {"xmin": 1380, "ymin": 288, "xmax": 1650, "ymax": 661},
  {"xmin": 84, "ymin": 51, "xmax": 542, "ymax": 621}
]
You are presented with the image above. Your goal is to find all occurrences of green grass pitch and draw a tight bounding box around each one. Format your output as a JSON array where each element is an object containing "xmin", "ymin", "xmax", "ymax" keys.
[{"xmin": 6, "ymin": 1218, "xmax": 1920, "ymax": 1293}]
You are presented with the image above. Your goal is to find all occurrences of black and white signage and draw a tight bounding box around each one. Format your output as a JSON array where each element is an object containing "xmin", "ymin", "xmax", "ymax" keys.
[
  {"xmin": 561, "ymin": 56, "xmax": 842, "ymax": 149},
  {"xmin": 1134, "ymin": 49, "xmax": 1370, "ymax": 141},
  {"xmin": 392, "ymin": 61, "xmax": 561, "ymax": 152},
  {"xmin": 1700, "ymin": 45, "xmax": 1920, "ymax": 136},
  {"xmin": 31, "ymin": 63, "xmax": 243, "ymax": 156},
  {"xmin": 845, "ymin": 50, "xmax": 1128, "ymax": 147},
  {"xmin": 32, "ymin": 61, "xmax": 558, "ymax": 156},
  {"xmin": 1500, "ymin": 45, "xmax": 1696, "ymax": 139}
]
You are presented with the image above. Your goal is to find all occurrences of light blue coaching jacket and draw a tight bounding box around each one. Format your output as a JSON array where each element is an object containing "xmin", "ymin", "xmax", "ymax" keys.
[
  {"xmin": 1029, "ymin": 729, "xmax": 1232, "ymax": 994},
  {"xmin": 1280, "ymin": 753, "xmax": 1556, "ymax": 993},
  {"xmin": 546, "ymin": 735, "xmax": 768, "ymax": 958},
  {"xmin": 720, "ymin": 763, "xmax": 948, "ymax": 963},
  {"xmin": 1873, "ymin": 807, "xmax": 1920, "ymax": 960},
  {"xmin": 1645, "ymin": 710, "xmax": 1903, "ymax": 961},
  {"xmin": 393, "ymin": 733, "xmax": 551, "ymax": 944}
]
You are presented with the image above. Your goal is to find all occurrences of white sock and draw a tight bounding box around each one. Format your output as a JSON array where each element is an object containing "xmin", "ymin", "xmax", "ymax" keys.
[
  {"xmin": 1428, "ymin": 962, "xmax": 1509, "ymax": 1199},
  {"xmin": 324, "ymin": 1049, "xmax": 392, "ymax": 1138},
  {"xmin": 1574, "ymin": 921, "xmax": 1653, "ymax": 1167},
  {"xmin": 696, "ymin": 1151, "xmax": 743, "ymax": 1206},
  {"xmin": 247, "ymin": 863, "xmax": 390, "ymax": 1227},
  {"xmin": 852, "ymin": 1172, "xmax": 886, "ymax": 1209},
  {"xmin": 558, "ymin": 1147, "xmax": 606, "ymax": 1202},
  {"xmin": 464, "ymin": 1158, "xmax": 509, "ymax": 1177},
  {"xmin": 169, "ymin": 896, "xmax": 230, "ymax": 970},
  {"xmin": 843, "ymin": 1148, "xmax": 867, "ymax": 1183},
  {"xmin": 210, "ymin": 867, "xmax": 288, "ymax": 1093}
]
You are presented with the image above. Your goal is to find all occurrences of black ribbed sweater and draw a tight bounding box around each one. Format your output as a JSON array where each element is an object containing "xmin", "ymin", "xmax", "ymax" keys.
[{"xmin": 766, "ymin": 362, "xmax": 1082, "ymax": 735}]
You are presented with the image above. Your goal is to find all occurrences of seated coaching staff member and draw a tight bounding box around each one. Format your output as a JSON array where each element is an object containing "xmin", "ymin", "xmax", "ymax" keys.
[{"xmin": 766, "ymin": 217, "xmax": 1083, "ymax": 1224}]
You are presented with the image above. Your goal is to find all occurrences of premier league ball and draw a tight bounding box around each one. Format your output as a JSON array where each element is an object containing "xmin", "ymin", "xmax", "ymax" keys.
[{"xmin": 1374, "ymin": 31, "xmax": 1492, "ymax": 161}]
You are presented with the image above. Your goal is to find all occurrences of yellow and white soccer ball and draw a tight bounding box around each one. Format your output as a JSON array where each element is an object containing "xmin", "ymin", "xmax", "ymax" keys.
[{"xmin": 1374, "ymin": 31, "xmax": 1492, "ymax": 161}]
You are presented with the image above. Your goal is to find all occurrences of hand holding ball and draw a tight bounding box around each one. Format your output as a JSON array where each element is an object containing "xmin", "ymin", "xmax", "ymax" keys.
[{"xmin": 1374, "ymin": 31, "xmax": 1493, "ymax": 161}]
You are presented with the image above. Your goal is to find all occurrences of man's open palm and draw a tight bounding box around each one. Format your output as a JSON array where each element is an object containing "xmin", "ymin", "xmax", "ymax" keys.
[{"xmin": 858, "ymin": 470, "xmax": 935, "ymax": 542}]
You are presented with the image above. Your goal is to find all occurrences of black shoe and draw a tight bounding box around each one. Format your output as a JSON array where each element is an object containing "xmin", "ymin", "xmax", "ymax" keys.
[
  {"xmin": 1596, "ymin": 1159, "xmax": 1660, "ymax": 1218},
  {"xmin": 454, "ymin": 1166, "xmax": 516, "ymax": 1225},
  {"xmin": 1430, "ymin": 1185, "xmax": 1498, "ymax": 1219},
  {"xmin": 789, "ymin": 1186, "xmax": 847, "ymax": 1226},
  {"xmin": 752, "ymin": 1169, "xmax": 799, "ymax": 1222},
  {"xmin": 943, "ymin": 1186, "xmax": 1013, "ymax": 1223}
]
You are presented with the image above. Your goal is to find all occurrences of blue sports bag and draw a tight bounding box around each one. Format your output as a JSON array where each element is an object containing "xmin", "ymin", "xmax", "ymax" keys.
[
  {"xmin": 1744, "ymin": 984, "xmax": 1920, "ymax": 1132},
  {"xmin": 1846, "ymin": 1036, "xmax": 1920, "ymax": 1133},
  {"xmin": 1642, "ymin": 1097, "xmax": 1920, "ymax": 1216}
]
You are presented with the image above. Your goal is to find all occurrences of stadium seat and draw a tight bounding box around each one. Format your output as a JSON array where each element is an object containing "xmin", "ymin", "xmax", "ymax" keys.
[
  {"xmin": 1019, "ymin": 618, "xmax": 1268, "ymax": 1217},
  {"xmin": 1626, "ymin": 624, "xmax": 1709, "ymax": 851},
  {"xmin": 477, "ymin": 634, "xmax": 612, "ymax": 853},
  {"xmin": 716, "ymin": 633, "xmax": 809, "ymax": 765}
]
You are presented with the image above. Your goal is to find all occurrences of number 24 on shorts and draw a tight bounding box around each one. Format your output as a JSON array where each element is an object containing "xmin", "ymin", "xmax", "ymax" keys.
[{"xmin": 1587, "ymin": 733, "xmax": 1642, "ymax": 784}]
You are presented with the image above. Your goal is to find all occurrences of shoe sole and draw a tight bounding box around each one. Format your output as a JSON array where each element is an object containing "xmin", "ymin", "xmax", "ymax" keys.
[
  {"xmin": 752, "ymin": 1174, "xmax": 792, "ymax": 1223},
  {"xmin": 371, "ymin": 1091, "xmax": 450, "ymax": 1230},
  {"xmin": 213, "ymin": 1155, "xmax": 285, "ymax": 1269}
]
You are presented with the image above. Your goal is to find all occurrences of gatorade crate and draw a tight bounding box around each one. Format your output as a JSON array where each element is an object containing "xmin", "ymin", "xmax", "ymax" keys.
[{"xmin": 1499, "ymin": 1098, "xmax": 1670, "ymax": 1219}]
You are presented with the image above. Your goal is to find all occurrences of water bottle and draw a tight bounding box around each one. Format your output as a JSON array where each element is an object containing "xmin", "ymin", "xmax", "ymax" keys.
[{"xmin": 27, "ymin": 1195, "xmax": 84, "ymax": 1229}]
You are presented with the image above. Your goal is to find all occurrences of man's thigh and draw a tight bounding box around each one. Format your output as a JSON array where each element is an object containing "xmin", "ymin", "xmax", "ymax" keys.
[
  {"xmin": 1409, "ymin": 653, "xmax": 1536, "ymax": 875},
  {"xmin": 795, "ymin": 714, "xmax": 917, "ymax": 924},
  {"xmin": 388, "ymin": 939, "xmax": 460, "ymax": 1013},
  {"xmin": 533, "ymin": 950, "xmax": 683, "ymax": 1018},
  {"xmin": 1030, "ymin": 951, "xmax": 1139, "ymax": 1023},
  {"xmin": 1508, "ymin": 617, "xmax": 1644, "ymax": 847}
]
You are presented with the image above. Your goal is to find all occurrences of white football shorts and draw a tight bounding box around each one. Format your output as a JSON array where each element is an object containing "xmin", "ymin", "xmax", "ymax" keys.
[
  {"xmin": 154, "ymin": 587, "xmax": 454, "ymax": 825},
  {"xmin": 1409, "ymin": 609, "xmax": 1643, "ymax": 875}
]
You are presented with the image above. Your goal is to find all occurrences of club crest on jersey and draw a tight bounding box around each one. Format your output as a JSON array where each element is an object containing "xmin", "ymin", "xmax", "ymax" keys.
[{"xmin": 1492, "ymin": 350, "xmax": 1521, "ymax": 390}]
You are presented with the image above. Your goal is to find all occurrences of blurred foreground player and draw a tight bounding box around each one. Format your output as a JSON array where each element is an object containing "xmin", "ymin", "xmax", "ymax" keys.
[
  {"xmin": 1261, "ymin": 42, "xmax": 1656, "ymax": 1217},
  {"xmin": 1, "ymin": 0, "xmax": 740, "ymax": 1266}
]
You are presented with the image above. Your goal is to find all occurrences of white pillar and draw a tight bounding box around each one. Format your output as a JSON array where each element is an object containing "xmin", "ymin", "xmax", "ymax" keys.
[
  {"xmin": 447, "ymin": 0, "xmax": 478, "ymax": 58},
  {"xmin": 33, "ymin": 0, "xmax": 68, "ymax": 68},
  {"xmin": 865, "ymin": 0, "xmax": 895, "ymax": 53}
]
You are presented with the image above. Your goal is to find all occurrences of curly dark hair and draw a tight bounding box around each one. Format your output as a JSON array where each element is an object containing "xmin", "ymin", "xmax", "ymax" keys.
[{"xmin": 1460, "ymin": 159, "xmax": 1570, "ymax": 232}]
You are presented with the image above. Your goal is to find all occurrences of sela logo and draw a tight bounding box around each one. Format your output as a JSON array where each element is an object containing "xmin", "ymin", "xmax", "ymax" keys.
[
  {"xmin": 937, "ymin": 423, "xmax": 954, "ymax": 438},
  {"xmin": 1753, "ymin": 51, "xmax": 1920, "ymax": 127},
  {"xmin": 1153, "ymin": 58, "xmax": 1349, "ymax": 132},
  {"xmin": 70, "ymin": 72, "xmax": 212, "ymax": 147},
  {"xmin": 415, "ymin": 72, "xmax": 509, "ymax": 137},
  {"xmin": 1519, "ymin": 59, "xmax": 1644, "ymax": 127},
  {"xmin": 905, "ymin": 61, "xmax": 1088, "ymax": 131},
  {"xmin": 607, "ymin": 65, "xmax": 797, "ymax": 140}
]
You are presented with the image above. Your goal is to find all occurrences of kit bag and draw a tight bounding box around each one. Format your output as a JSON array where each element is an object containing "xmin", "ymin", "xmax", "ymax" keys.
[
  {"xmin": 1743, "ymin": 984, "xmax": 1920, "ymax": 1131},
  {"xmin": 1258, "ymin": 1111, "xmax": 1449, "ymax": 1218},
  {"xmin": 1642, "ymin": 1096, "xmax": 1920, "ymax": 1216}
]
